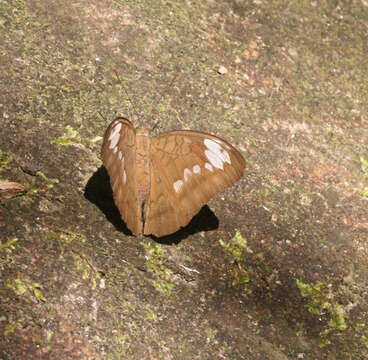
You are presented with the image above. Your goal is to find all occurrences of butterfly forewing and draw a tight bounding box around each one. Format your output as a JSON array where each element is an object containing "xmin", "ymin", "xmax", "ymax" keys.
[
  {"xmin": 101, "ymin": 118, "xmax": 142, "ymax": 234},
  {"xmin": 143, "ymin": 131, "xmax": 246, "ymax": 237}
]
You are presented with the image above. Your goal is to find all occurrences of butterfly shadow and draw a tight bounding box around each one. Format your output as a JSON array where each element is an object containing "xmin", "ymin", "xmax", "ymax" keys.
[
  {"xmin": 151, "ymin": 205, "xmax": 219, "ymax": 245},
  {"xmin": 84, "ymin": 166, "xmax": 133, "ymax": 235},
  {"xmin": 84, "ymin": 166, "xmax": 219, "ymax": 243}
]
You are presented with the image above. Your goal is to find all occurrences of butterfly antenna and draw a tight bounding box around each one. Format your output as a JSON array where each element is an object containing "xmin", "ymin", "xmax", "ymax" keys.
[
  {"xmin": 98, "ymin": 111, "xmax": 106, "ymax": 121},
  {"xmin": 165, "ymin": 73, "xmax": 179, "ymax": 93},
  {"xmin": 113, "ymin": 68, "xmax": 136, "ymax": 121},
  {"xmin": 112, "ymin": 69, "xmax": 182, "ymax": 130}
]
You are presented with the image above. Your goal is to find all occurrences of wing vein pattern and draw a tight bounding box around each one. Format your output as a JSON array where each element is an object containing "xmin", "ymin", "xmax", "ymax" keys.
[{"xmin": 144, "ymin": 130, "xmax": 245, "ymax": 237}]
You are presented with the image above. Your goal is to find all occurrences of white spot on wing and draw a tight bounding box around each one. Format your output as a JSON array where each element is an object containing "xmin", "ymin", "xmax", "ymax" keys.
[
  {"xmin": 108, "ymin": 122, "xmax": 122, "ymax": 140},
  {"xmin": 205, "ymin": 149, "xmax": 224, "ymax": 169},
  {"xmin": 113, "ymin": 146, "xmax": 118, "ymax": 153},
  {"xmin": 123, "ymin": 170, "xmax": 127, "ymax": 184},
  {"xmin": 173, "ymin": 179, "xmax": 184, "ymax": 193},
  {"xmin": 183, "ymin": 168, "xmax": 192, "ymax": 182},
  {"xmin": 205, "ymin": 162, "xmax": 214, "ymax": 172},
  {"xmin": 118, "ymin": 151, "xmax": 123, "ymax": 160},
  {"xmin": 193, "ymin": 165, "xmax": 201, "ymax": 174},
  {"xmin": 204, "ymin": 138, "xmax": 231, "ymax": 167},
  {"xmin": 109, "ymin": 130, "xmax": 120, "ymax": 149},
  {"xmin": 204, "ymin": 138, "xmax": 222, "ymax": 152},
  {"xmin": 222, "ymin": 150, "xmax": 231, "ymax": 164}
]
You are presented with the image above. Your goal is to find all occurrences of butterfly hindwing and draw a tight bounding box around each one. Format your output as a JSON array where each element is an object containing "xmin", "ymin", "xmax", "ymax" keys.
[
  {"xmin": 101, "ymin": 118, "xmax": 142, "ymax": 234},
  {"xmin": 144, "ymin": 130, "xmax": 246, "ymax": 237}
]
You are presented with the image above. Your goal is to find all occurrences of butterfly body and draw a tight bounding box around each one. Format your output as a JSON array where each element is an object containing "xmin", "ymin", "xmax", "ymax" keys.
[{"xmin": 102, "ymin": 118, "xmax": 245, "ymax": 237}]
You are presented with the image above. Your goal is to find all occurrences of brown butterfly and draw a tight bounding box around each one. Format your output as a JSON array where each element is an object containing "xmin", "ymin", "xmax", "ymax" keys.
[{"xmin": 101, "ymin": 118, "xmax": 245, "ymax": 237}]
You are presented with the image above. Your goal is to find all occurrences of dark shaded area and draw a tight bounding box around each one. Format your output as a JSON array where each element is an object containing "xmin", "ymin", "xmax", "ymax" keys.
[
  {"xmin": 152, "ymin": 205, "xmax": 219, "ymax": 245},
  {"xmin": 84, "ymin": 166, "xmax": 219, "ymax": 243},
  {"xmin": 84, "ymin": 166, "xmax": 132, "ymax": 236}
]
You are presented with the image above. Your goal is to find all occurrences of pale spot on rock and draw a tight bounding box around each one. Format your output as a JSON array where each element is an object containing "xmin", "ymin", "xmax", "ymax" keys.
[
  {"xmin": 217, "ymin": 65, "xmax": 228, "ymax": 75},
  {"xmin": 173, "ymin": 179, "xmax": 184, "ymax": 193},
  {"xmin": 183, "ymin": 168, "xmax": 192, "ymax": 182}
]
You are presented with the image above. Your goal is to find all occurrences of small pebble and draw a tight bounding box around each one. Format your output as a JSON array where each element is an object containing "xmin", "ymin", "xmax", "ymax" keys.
[{"xmin": 217, "ymin": 65, "xmax": 228, "ymax": 75}]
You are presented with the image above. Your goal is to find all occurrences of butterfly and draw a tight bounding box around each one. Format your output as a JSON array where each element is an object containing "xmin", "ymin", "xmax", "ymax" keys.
[{"xmin": 101, "ymin": 118, "xmax": 246, "ymax": 237}]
